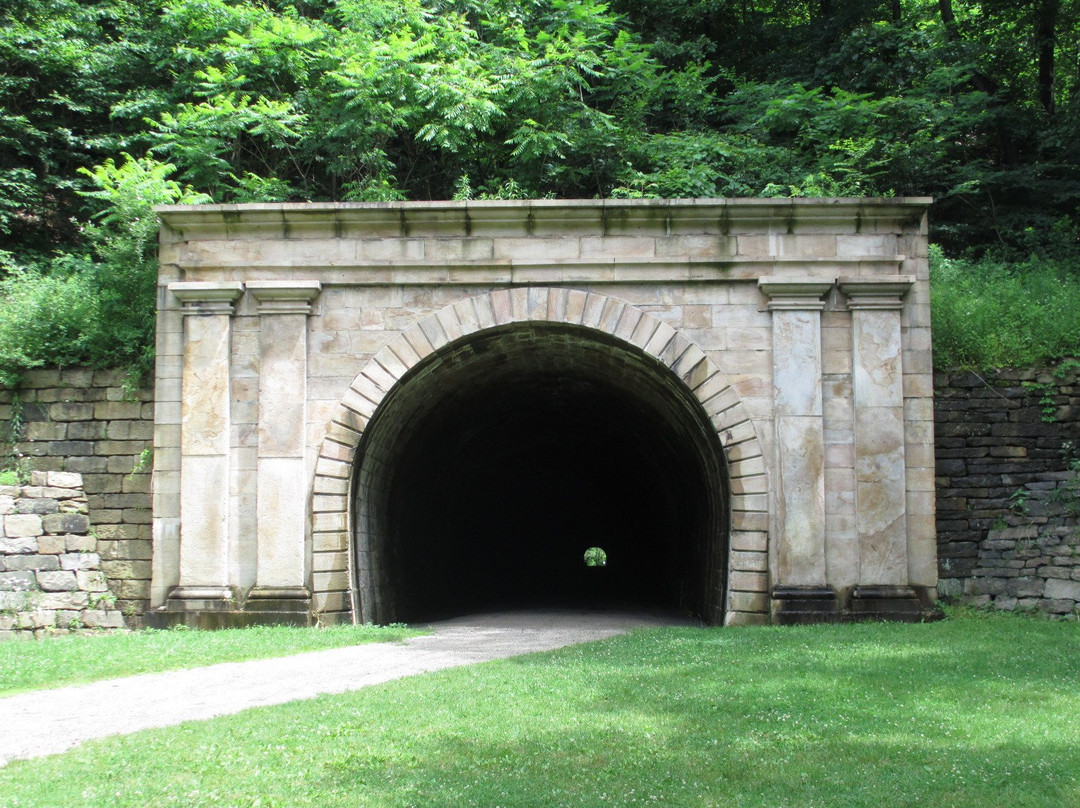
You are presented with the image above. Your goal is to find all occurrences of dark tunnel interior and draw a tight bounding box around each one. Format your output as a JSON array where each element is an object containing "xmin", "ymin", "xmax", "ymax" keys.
[{"xmin": 353, "ymin": 323, "xmax": 729, "ymax": 624}]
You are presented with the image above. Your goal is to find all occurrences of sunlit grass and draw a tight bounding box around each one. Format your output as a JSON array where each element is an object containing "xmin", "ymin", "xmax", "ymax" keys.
[
  {"xmin": 0, "ymin": 623, "xmax": 423, "ymax": 697},
  {"xmin": 1, "ymin": 610, "xmax": 1077, "ymax": 807}
]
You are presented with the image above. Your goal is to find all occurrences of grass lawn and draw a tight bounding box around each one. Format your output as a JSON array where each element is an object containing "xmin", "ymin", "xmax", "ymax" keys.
[
  {"xmin": 1, "ymin": 609, "xmax": 1078, "ymax": 807},
  {"xmin": 0, "ymin": 623, "xmax": 423, "ymax": 697}
]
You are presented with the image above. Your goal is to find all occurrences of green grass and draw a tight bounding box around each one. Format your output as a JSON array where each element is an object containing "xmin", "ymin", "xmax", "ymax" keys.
[
  {"xmin": 0, "ymin": 623, "xmax": 423, "ymax": 697},
  {"xmin": 2, "ymin": 610, "xmax": 1077, "ymax": 807}
]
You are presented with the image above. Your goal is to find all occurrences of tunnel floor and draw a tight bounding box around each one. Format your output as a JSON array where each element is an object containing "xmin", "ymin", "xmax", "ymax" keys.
[{"xmin": 353, "ymin": 323, "xmax": 729, "ymax": 625}]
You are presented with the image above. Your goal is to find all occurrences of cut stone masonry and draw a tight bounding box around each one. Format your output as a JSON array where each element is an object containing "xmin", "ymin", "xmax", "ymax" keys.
[
  {"xmin": 151, "ymin": 198, "xmax": 937, "ymax": 627},
  {"xmin": 0, "ymin": 471, "xmax": 126, "ymax": 640}
]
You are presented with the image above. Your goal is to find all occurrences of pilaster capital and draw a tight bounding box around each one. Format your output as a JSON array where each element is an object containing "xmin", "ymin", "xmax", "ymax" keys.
[
  {"xmin": 757, "ymin": 278, "xmax": 834, "ymax": 311},
  {"xmin": 169, "ymin": 281, "xmax": 244, "ymax": 315},
  {"xmin": 838, "ymin": 276, "xmax": 914, "ymax": 310},
  {"xmin": 247, "ymin": 280, "xmax": 322, "ymax": 315}
]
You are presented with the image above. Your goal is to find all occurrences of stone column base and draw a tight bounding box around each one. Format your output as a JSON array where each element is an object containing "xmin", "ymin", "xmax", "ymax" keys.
[
  {"xmin": 771, "ymin": 586, "xmax": 840, "ymax": 624},
  {"xmin": 147, "ymin": 586, "xmax": 313, "ymax": 629},
  {"xmin": 849, "ymin": 585, "xmax": 924, "ymax": 621}
]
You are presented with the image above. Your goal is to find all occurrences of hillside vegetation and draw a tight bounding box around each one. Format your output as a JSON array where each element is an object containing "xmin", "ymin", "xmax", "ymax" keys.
[{"xmin": 2, "ymin": 0, "xmax": 1079, "ymax": 379}]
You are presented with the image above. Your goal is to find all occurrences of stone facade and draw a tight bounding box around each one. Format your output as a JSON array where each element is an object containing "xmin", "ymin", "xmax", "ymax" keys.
[
  {"xmin": 0, "ymin": 369, "xmax": 153, "ymax": 622},
  {"xmin": 0, "ymin": 471, "xmax": 126, "ymax": 640},
  {"xmin": 936, "ymin": 367, "xmax": 1080, "ymax": 616},
  {"xmin": 152, "ymin": 198, "xmax": 936, "ymax": 627}
]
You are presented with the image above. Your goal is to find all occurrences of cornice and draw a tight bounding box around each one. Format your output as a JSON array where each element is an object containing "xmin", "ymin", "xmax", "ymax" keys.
[{"xmin": 156, "ymin": 198, "xmax": 932, "ymax": 242}]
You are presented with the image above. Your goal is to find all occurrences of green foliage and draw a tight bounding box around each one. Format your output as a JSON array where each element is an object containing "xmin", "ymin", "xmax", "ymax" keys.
[
  {"xmin": 930, "ymin": 246, "xmax": 1080, "ymax": 370},
  {"xmin": 0, "ymin": 154, "xmax": 208, "ymax": 386},
  {"xmin": 2, "ymin": 0, "xmax": 1080, "ymax": 374}
]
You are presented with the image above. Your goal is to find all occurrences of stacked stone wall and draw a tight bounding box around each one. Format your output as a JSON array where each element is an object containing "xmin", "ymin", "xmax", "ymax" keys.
[
  {"xmin": 0, "ymin": 369, "xmax": 153, "ymax": 623},
  {"xmin": 0, "ymin": 471, "xmax": 126, "ymax": 639},
  {"xmin": 935, "ymin": 368, "xmax": 1080, "ymax": 617}
]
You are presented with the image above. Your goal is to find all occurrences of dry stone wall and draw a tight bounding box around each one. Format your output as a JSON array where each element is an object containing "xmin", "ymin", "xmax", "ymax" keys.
[
  {"xmin": 0, "ymin": 471, "xmax": 126, "ymax": 639},
  {"xmin": 935, "ymin": 368, "xmax": 1080, "ymax": 617},
  {"xmin": 0, "ymin": 369, "xmax": 153, "ymax": 623}
]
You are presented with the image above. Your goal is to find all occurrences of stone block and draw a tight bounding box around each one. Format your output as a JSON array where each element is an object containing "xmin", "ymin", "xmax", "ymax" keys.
[
  {"xmin": 95, "ymin": 439, "xmax": 147, "ymax": 456},
  {"xmin": 65, "ymin": 456, "xmax": 108, "ymax": 473},
  {"xmin": 0, "ymin": 571, "xmax": 35, "ymax": 591},
  {"xmin": 18, "ymin": 609, "xmax": 56, "ymax": 629},
  {"xmin": 36, "ymin": 570, "xmax": 78, "ymax": 591},
  {"xmin": 4, "ymin": 514, "xmax": 43, "ymax": 537},
  {"xmin": 106, "ymin": 420, "xmax": 154, "ymax": 440},
  {"xmin": 6, "ymin": 554, "xmax": 59, "ymax": 572},
  {"xmin": 0, "ymin": 495, "xmax": 13, "ymax": 515},
  {"xmin": 60, "ymin": 552, "xmax": 101, "ymax": 571},
  {"xmin": 1040, "ymin": 599, "xmax": 1076, "ymax": 615},
  {"xmin": 42, "ymin": 513, "xmax": 90, "ymax": 535},
  {"xmin": 65, "ymin": 534, "xmax": 97, "ymax": 552},
  {"xmin": 36, "ymin": 535, "xmax": 66, "ymax": 554},
  {"xmin": 1006, "ymin": 577, "xmax": 1044, "ymax": 598},
  {"xmin": 113, "ymin": 579, "xmax": 151, "ymax": 599},
  {"xmin": 66, "ymin": 421, "xmax": 108, "ymax": 440},
  {"xmin": 15, "ymin": 498, "xmax": 59, "ymax": 515},
  {"xmin": 0, "ymin": 537, "xmax": 37, "ymax": 554},
  {"xmin": 37, "ymin": 591, "xmax": 89, "ymax": 609},
  {"xmin": 79, "ymin": 609, "xmax": 125, "ymax": 628},
  {"xmin": 47, "ymin": 471, "xmax": 84, "ymax": 489},
  {"xmin": 1044, "ymin": 578, "xmax": 1080, "ymax": 601},
  {"xmin": 965, "ymin": 576, "xmax": 1006, "ymax": 596},
  {"xmin": 75, "ymin": 570, "xmax": 109, "ymax": 592},
  {"xmin": 101, "ymin": 559, "xmax": 152, "ymax": 580},
  {"xmin": 48, "ymin": 402, "xmax": 95, "ymax": 421},
  {"xmin": 94, "ymin": 401, "xmax": 143, "ymax": 420}
]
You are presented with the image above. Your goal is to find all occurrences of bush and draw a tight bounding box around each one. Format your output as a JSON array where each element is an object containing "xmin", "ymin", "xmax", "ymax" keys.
[
  {"xmin": 0, "ymin": 155, "xmax": 208, "ymax": 387},
  {"xmin": 931, "ymin": 246, "xmax": 1080, "ymax": 370}
]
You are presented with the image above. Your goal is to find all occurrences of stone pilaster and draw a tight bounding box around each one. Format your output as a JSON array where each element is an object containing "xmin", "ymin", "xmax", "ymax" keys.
[
  {"xmin": 839, "ymin": 277, "xmax": 921, "ymax": 617},
  {"xmin": 167, "ymin": 282, "xmax": 243, "ymax": 610},
  {"xmin": 246, "ymin": 281, "xmax": 321, "ymax": 620},
  {"xmin": 758, "ymin": 278, "xmax": 837, "ymax": 622}
]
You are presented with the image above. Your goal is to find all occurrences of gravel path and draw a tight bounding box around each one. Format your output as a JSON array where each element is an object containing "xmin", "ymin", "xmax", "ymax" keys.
[{"xmin": 0, "ymin": 609, "xmax": 688, "ymax": 766}]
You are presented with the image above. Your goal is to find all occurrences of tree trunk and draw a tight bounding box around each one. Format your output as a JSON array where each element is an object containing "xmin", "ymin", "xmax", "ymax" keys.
[
  {"xmin": 1036, "ymin": 0, "xmax": 1059, "ymax": 113},
  {"xmin": 938, "ymin": 0, "xmax": 960, "ymax": 42}
]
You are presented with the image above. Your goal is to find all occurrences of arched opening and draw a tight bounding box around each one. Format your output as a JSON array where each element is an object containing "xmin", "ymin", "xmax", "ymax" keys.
[{"xmin": 353, "ymin": 323, "xmax": 729, "ymax": 624}]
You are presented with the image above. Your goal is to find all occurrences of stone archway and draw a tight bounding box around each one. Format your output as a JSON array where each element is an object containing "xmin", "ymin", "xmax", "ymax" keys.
[
  {"xmin": 314, "ymin": 289, "xmax": 767, "ymax": 625},
  {"xmin": 151, "ymin": 198, "xmax": 938, "ymax": 628}
]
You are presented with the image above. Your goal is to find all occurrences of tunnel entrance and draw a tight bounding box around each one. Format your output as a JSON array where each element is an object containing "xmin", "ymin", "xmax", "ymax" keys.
[{"xmin": 353, "ymin": 323, "xmax": 729, "ymax": 625}]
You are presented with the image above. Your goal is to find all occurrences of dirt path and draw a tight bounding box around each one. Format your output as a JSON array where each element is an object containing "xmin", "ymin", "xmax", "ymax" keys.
[{"xmin": 0, "ymin": 609, "xmax": 690, "ymax": 766}]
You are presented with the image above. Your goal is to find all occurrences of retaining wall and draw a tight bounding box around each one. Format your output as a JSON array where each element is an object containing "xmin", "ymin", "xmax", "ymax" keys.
[
  {"xmin": 0, "ymin": 369, "xmax": 153, "ymax": 624},
  {"xmin": 3, "ymin": 365, "xmax": 1080, "ymax": 629},
  {"xmin": 0, "ymin": 471, "xmax": 126, "ymax": 639},
  {"xmin": 935, "ymin": 368, "xmax": 1080, "ymax": 617}
]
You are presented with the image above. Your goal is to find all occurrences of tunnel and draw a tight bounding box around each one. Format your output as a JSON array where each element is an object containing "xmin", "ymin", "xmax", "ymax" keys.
[{"xmin": 351, "ymin": 322, "xmax": 730, "ymax": 625}]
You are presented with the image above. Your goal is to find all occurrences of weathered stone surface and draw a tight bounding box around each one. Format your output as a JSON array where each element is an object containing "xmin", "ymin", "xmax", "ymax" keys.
[
  {"xmin": 0, "ymin": 571, "xmax": 35, "ymax": 591},
  {"xmin": 4, "ymin": 514, "xmax": 43, "ymax": 538},
  {"xmin": 41, "ymin": 513, "xmax": 90, "ymax": 535},
  {"xmin": 35, "ymin": 570, "xmax": 78, "ymax": 591},
  {"xmin": 75, "ymin": 570, "xmax": 109, "ymax": 592},
  {"xmin": 0, "ymin": 537, "xmax": 37, "ymax": 554},
  {"xmin": 1044, "ymin": 578, "xmax": 1080, "ymax": 601}
]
